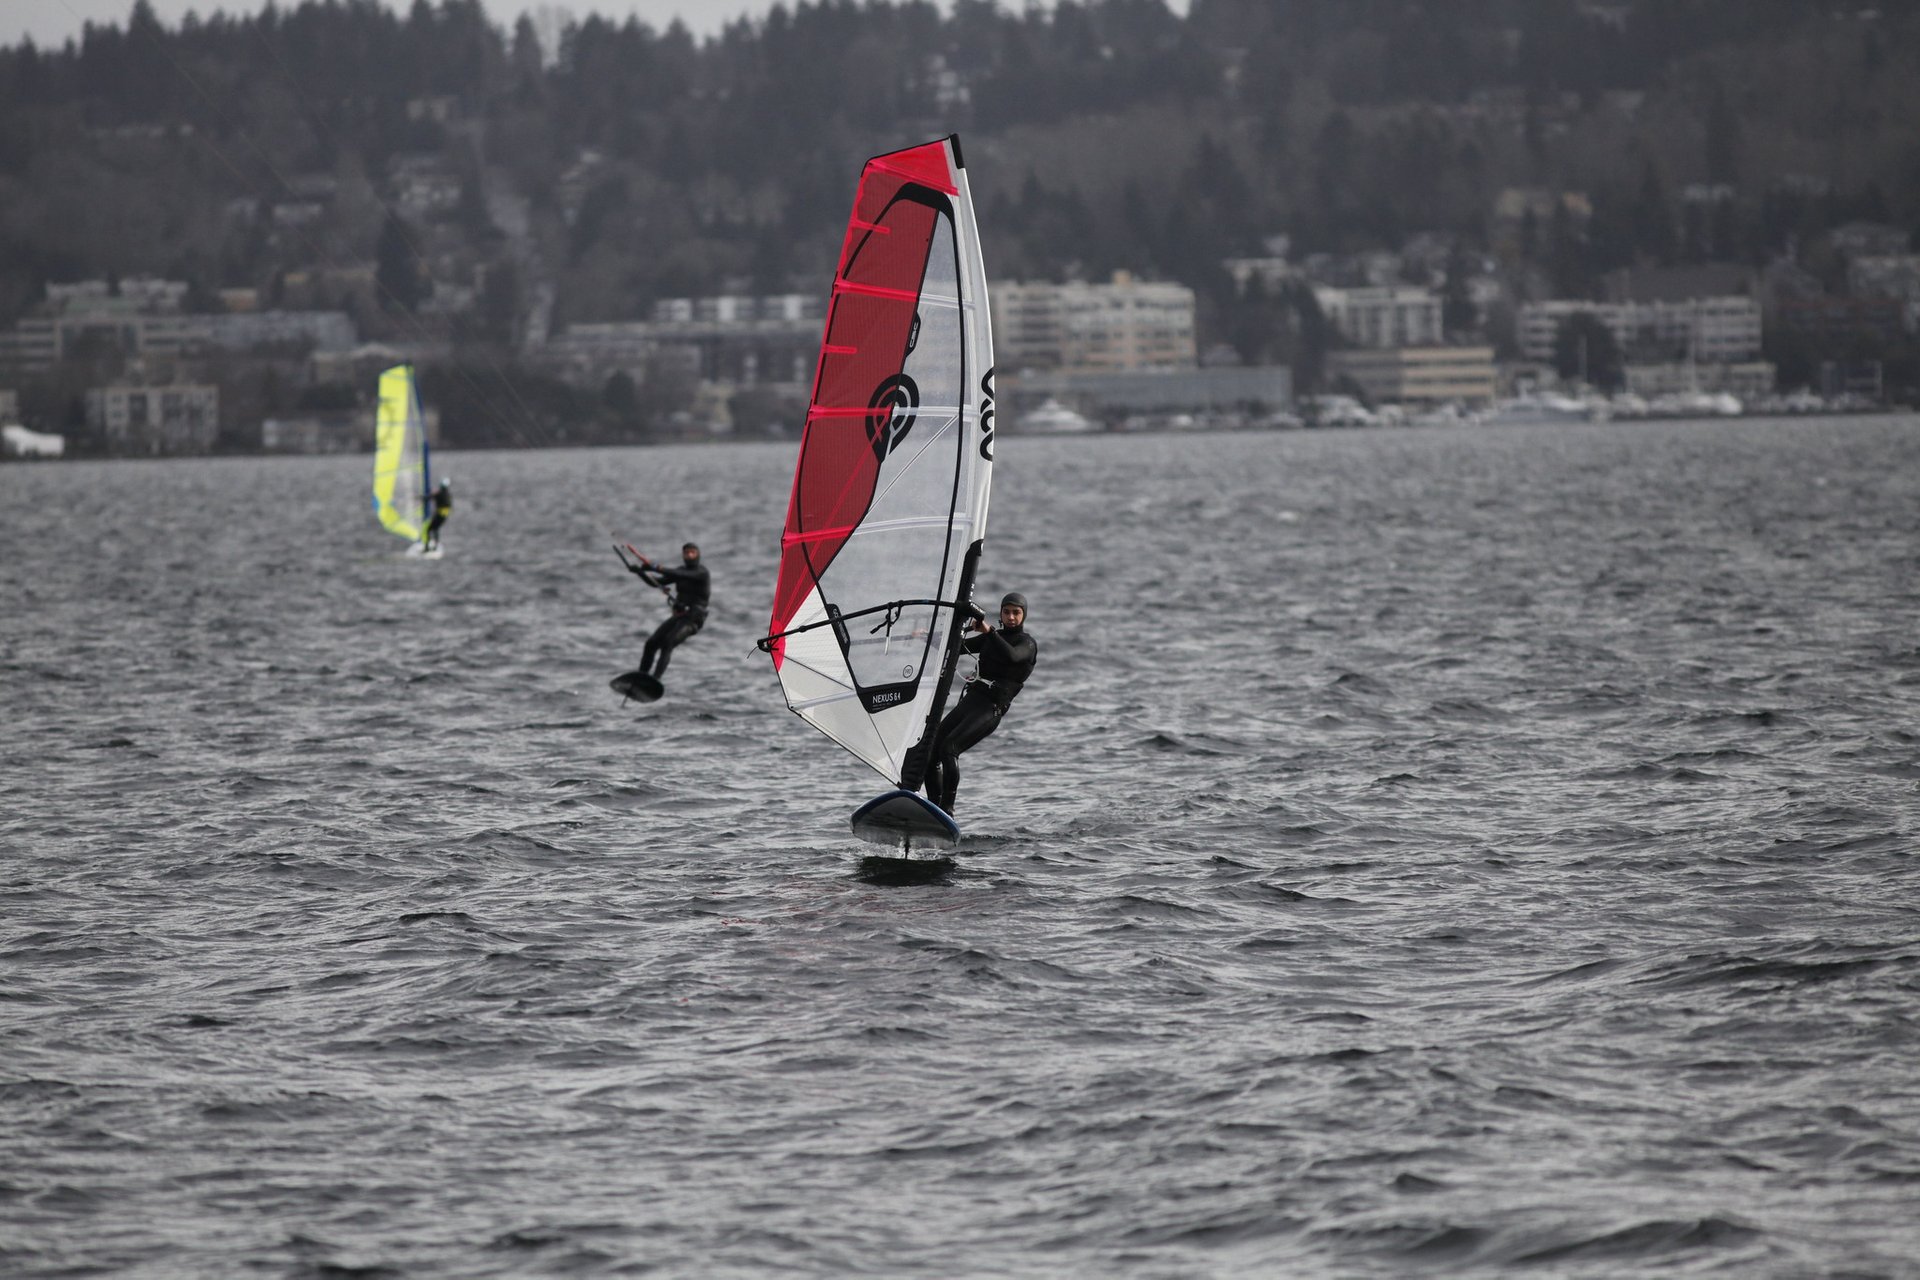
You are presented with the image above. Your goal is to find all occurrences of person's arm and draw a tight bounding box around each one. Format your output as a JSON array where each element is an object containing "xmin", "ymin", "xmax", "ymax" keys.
[
  {"xmin": 650, "ymin": 563, "xmax": 693, "ymax": 587},
  {"xmin": 973, "ymin": 626, "xmax": 1018, "ymax": 664}
]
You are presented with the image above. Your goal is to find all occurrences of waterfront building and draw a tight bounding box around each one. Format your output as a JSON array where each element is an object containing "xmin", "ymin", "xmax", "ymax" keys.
[
  {"xmin": 994, "ymin": 272, "xmax": 1197, "ymax": 373},
  {"xmin": 86, "ymin": 383, "xmax": 219, "ymax": 454},
  {"xmin": 1312, "ymin": 286, "xmax": 1445, "ymax": 350},
  {"xmin": 0, "ymin": 279, "xmax": 356, "ymax": 371},
  {"xmin": 543, "ymin": 292, "xmax": 820, "ymax": 389},
  {"xmin": 1516, "ymin": 297, "xmax": 1762, "ymax": 364},
  {"xmin": 1325, "ymin": 347, "xmax": 1498, "ymax": 407}
]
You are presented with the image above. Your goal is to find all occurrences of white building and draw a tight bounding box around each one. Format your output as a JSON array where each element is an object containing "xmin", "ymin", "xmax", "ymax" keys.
[
  {"xmin": 994, "ymin": 272, "xmax": 1197, "ymax": 373},
  {"xmin": 1516, "ymin": 297, "xmax": 1762, "ymax": 364},
  {"xmin": 543, "ymin": 293, "xmax": 822, "ymax": 391},
  {"xmin": 86, "ymin": 383, "xmax": 219, "ymax": 454},
  {"xmin": 1312, "ymin": 285, "xmax": 1444, "ymax": 349},
  {"xmin": 0, "ymin": 310, "xmax": 355, "ymax": 371}
]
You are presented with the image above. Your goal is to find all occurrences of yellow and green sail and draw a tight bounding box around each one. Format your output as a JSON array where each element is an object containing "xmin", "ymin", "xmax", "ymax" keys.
[{"xmin": 372, "ymin": 365, "xmax": 429, "ymax": 543}]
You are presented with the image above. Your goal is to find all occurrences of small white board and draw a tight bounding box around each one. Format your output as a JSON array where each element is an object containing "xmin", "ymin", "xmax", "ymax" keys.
[{"xmin": 850, "ymin": 789, "xmax": 960, "ymax": 850}]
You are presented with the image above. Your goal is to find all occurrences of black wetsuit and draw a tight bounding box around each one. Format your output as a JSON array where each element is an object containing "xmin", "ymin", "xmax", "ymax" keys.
[
  {"xmin": 923, "ymin": 622, "xmax": 1038, "ymax": 814},
  {"xmin": 637, "ymin": 559, "xmax": 711, "ymax": 679},
  {"xmin": 425, "ymin": 486, "xmax": 451, "ymax": 549}
]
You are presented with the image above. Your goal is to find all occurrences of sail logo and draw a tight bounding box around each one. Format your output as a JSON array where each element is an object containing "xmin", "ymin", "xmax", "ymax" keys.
[
  {"xmin": 978, "ymin": 367, "xmax": 996, "ymax": 461},
  {"xmin": 867, "ymin": 374, "xmax": 920, "ymax": 462}
]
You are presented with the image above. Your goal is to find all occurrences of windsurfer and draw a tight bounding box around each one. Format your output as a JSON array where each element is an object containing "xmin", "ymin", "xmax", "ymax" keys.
[
  {"xmin": 922, "ymin": 592, "xmax": 1037, "ymax": 814},
  {"xmin": 631, "ymin": 542, "xmax": 711, "ymax": 680},
  {"xmin": 424, "ymin": 478, "xmax": 452, "ymax": 550}
]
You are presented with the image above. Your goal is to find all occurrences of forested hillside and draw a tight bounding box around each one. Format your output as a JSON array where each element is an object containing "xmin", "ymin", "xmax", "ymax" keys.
[
  {"xmin": 1, "ymin": 0, "xmax": 1915, "ymax": 448},
  {"xmin": 2, "ymin": 0, "xmax": 1913, "ymax": 323}
]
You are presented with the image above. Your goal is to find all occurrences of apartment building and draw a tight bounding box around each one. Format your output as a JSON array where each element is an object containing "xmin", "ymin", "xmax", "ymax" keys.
[
  {"xmin": 86, "ymin": 383, "xmax": 220, "ymax": 454},
  {"xmin": 1516, "ymin": 297, "xmax": 1762, "ymax": 364},
  {"xmin": 1312, "ymin": 286, "xmax": 1445, "ymax": 350},
  {"xmin": 994, "ymin": 272, "xmax": 1197, "ymax": 373}
]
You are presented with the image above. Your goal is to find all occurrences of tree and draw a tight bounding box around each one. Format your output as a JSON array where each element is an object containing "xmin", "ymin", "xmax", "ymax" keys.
[
  {"xmin": 1705, "ymin": 84, "xmax": 1741, "ymax": 186},
  {"xmin": 375, "ymin": 213, "xmax": 428, "ymax": 314},
  {"xmin": 602, "ymin": 369, "xmax": 638, "ymax": 421},
  {"xmin": 1631, "ymin": 160, "xmax": 1676, "ymax": 264},
  {"xmin": 1552, "ymin": 312, "xmax": 1624, "ymax": 391},
  {"xmin": 1442, "ymin": 244, "xmax": 1479, "ymax": 337}
]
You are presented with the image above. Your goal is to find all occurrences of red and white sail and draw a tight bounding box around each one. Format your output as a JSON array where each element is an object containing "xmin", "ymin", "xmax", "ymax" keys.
[{"xmin": 763, "ymin": 136, "xmax": 995, "ymax": 786}]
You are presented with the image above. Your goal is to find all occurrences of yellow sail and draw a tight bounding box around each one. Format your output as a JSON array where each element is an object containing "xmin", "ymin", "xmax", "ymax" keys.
[{"xmin": 372, "ymin": 365, "xmax": 428, "ymax": 543}]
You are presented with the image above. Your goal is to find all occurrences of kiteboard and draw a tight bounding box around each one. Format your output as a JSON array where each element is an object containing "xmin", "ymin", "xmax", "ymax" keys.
[
  {"xmin": 755, "ymin": 135, "xmax": 997, "ymax": 866},
  {"xmin": 610, "ymin": 671, "xmax": 663, "ymax": 702}
]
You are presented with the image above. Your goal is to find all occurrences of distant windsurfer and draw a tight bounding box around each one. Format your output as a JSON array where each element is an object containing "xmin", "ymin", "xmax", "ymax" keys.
[
  {"xmin": 424, "ymin": 478, "xmax": 452, "ymax": 551},
  {"xmin": 629, "ymin": 542, "xmax": 710, "ymax": 682},
  {"xmin": 922, "ymin": 592, "xmax": 1037, "ymax": 815}
]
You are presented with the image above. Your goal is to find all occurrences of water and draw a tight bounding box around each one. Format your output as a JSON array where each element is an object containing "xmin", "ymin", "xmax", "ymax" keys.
[{"xmin": 3, "ymin": 417, "xmax": 1918, "ymax": 1278}]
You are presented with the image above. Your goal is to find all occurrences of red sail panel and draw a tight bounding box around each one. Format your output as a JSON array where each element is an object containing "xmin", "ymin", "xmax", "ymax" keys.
[{"xmin": 768, "ymin": 140, "xmax": 956, "ymax": 662}]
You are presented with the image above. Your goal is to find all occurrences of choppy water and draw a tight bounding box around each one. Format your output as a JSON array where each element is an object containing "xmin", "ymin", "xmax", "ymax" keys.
[{"xmin": 3, "ymin": 417, "xmax": 1919, "ymax": 1278}]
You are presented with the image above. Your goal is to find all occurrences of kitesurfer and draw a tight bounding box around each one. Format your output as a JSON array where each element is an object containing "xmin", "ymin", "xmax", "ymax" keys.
[
  {"xmin": 922, "ymin": 591, "xmax": 1037, "ymax": 814},
  {"xmin": 631, "ymin": 542, "xmax": 711, "ymax": 680},
  {"xmin": 424, "ymin": 478, "xmax": 452, "ymax": 551}
]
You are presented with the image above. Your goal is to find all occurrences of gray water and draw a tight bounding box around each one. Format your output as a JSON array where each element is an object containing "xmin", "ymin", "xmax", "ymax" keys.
[{"xmin": 3, "ymin": 417, "xmax": 1918, "ymax": 1278}]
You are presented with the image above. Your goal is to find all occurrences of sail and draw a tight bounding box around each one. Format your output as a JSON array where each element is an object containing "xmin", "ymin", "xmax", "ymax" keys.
[
  {"xmin": 763, "ymin": 135, "xmax": 996, "ymax": 787},
  {"xmin": 372, "ymin": 365, "xmax": 429, "ymax": 542}
]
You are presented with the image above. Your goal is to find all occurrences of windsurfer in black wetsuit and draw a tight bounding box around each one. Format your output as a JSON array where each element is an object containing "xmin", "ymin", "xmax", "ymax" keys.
[
  {"xmin": 922, "ymin": 592, "xmax": 1038, "ymax": 815},
  {"xmin": 630, "ymin": 542, "xmax": 710, "ymax": 681},
  {"xmin": 424, "ymin": 478, "xmax": 452, "ymax": 551}
]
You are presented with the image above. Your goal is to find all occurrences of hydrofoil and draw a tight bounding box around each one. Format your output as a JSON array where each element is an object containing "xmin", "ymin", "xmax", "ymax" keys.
[
  {"xmin": 610, "ymin": 671, "xmax": 664, "ymax": 702},
  {"xmin": 851, "ymin": 790, "xmax": 958, "ymax": 880}
]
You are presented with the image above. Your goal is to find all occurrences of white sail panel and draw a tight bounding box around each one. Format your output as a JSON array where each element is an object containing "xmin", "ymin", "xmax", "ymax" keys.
[{"xmin": 764, "ymin": 136, "xmax": 996, "ymax": 787}]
